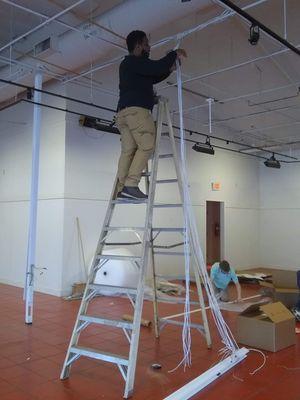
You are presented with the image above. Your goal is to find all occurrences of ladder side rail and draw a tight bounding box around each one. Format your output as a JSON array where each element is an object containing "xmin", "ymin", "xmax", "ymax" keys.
[
  {"xmin": 61, "ymin": 177, "xmax": 120, "ymax": 379},
  {"xmin": 124, "ymin": 99, "xmax": 165, "ymax": 398}
]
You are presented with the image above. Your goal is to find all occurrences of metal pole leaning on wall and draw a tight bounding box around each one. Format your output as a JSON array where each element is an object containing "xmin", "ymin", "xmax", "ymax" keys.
[{"xmin": 24, "ymin": 70, "xmax": 43, "ymax": 324}]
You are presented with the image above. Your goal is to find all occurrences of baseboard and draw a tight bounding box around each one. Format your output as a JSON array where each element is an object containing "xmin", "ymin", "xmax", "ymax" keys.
[{"xmin": 0, "ymin": 278, "xmax": 67, "ymax": 297}]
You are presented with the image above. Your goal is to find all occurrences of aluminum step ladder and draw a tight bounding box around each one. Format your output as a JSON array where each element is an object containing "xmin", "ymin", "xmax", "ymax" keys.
[{"xmin": 60, "ymin": 97, "xmax": 211, "ymax": 399}]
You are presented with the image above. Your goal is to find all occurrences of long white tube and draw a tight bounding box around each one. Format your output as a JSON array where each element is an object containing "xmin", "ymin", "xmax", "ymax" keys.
[{"xmin": 24, "ymin": 70, "xmax": 42, "ymax": 324}]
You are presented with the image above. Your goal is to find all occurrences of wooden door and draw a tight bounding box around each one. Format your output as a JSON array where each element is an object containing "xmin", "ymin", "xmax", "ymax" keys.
[{"xmin": 206, "ymin": 201, "xmax": 221, "ymax": 265}]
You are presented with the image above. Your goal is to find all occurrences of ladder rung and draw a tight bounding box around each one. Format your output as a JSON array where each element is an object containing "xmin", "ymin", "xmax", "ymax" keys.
[
  {"xmin": 96, "ymin": 254, "xmax": 141, "ymax": 261},
  {"xmin": 104, "ymin": 226, "xmax": 145, "ymax": 232},
  {"xmin": 155, "ymin": 274, "xmax": 188, "ymax": 280},
  {"xmin": 152, "ymin": 227, "xmax": 184, "ymax": 232},
  {"xmin": 153, "ymin": 251, "xmax": 187, "ymax": 256},
  {"xmin": 156, "ymin": 179, "xmax": 178, "ymax": 184},
  {"xmin": 89, "ymin": 283, "xmax": 137, "ymax": 295},
  {"xmin": 79, "ymin": 315, "xmax": 133, "ymax": 330},
  {"xmin": 111, "ymin": 199, "xmax": 148, "ymax": 205},
  {"xmin": 153, "ymin": 203, "xmax": 182, "ymax": 208},
  {"xmin": 69, "ymin": 346, "xmax": 129, "ymax": 366},
  {"xmin": 141, "ymin": 172, "xmax": 151, "ymax": 177},
  {"xmin": 156, "ymin": 295, "xmax": 199, "ymax": 305},
  {"xmin": 159, "ymin": 153, "xmax": 173, "ymax": 159}
]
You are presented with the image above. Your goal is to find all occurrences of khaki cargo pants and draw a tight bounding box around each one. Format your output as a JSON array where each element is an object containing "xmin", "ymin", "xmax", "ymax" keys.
[
  {"xmin": 212, "ymin": 281, "xmax": 229, "ymax": 302},
  {"xmin": 116, "ymin": 106, "xmax": 156, "ymax": 193}
]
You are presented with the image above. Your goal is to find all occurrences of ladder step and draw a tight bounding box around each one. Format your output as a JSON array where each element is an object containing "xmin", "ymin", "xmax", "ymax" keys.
[
  {"xmin": 141, "ymin": 172, "xmax": 151, "ymax": 177},
  {"xmin": 153, "ymin": 251, "xmax": 187, "ymax": 256},
  {"xmin": 79, "ymin": 315, "xmax": 133, "ymax": 330},
  {"xmin": 153, "ymin": 203, "xmax": 182, "ymax": 208},
  {"xmin": 155, "ymin": 274, "xmax": 188, "ymax": 280},
  {"xmin": 152, "ymin": 227, "xmax": 184, "ymax": 232},
  {"xmin": 156, "ymin": 295, "xmax": 199, "ymax": 305},
  {"xmin": 156, "ymin": 179, "xmax": 178, "ymax": 184},
  {"xmin": 159, "ymin": 153, "xmax": 173, "ymax": 159},
  {"xmin": 111, "ymin": 199, "xmax": 148, "ymax": 205},
  {"xmin": 69, "ymin": 345, "xmax": 129, "ymax": 366},
  {"xmin": 104, "ymin": 226, "xmax": 145, "ymax": 232},
  {"xmin": 89, "ymin": 283, "xmax": 137, "ymax": 295},
  {"xmin": 96, "ymin": 254, "xmax": 141, "ymax": 262}
]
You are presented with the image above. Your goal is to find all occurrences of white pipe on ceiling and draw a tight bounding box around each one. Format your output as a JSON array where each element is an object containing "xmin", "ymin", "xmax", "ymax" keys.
[
  {"xmin": 0, "ymin": 0, "xmax": 211, "ymax": 103},
  {"xmin": 175, "ymin": 79, "xmax": 300, "ymax": 115},
  {"xmin": 0, "ymin": 0, "xmax": 88, "ymax": 54},
  {"xmin": 64, "ymin": 0, "xmax": 269, "ymax": 84},
  {"xmin": 1, "ymin": 0, "xmax": 126, "ymax": 51}
]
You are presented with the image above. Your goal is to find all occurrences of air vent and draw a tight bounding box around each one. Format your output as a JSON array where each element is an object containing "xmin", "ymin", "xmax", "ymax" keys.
[{"xmin": 34, "ymin": 36, "xmax": 59, "ymax": 58}]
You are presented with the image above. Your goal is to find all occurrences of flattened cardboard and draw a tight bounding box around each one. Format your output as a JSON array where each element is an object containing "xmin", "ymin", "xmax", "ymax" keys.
[{"xmin": 237, "ymin": 301, "xmax": 295, "ymax": 352}]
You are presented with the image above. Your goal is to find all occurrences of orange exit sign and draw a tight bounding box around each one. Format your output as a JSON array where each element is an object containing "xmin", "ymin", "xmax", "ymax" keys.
[{"xmin": 211, "ymin": 182, "xmax": 221, "ymax": 191}]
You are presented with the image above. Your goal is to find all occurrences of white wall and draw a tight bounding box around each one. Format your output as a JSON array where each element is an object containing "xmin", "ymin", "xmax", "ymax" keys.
[
  {"xmin": 259, "ymin": 158, "xmax": 300, "ymax": 270},
  {"xmin": 0, "ymin": 85, "xmax": 66, "ymax": 295},
  {"xmin": 0, "ymin": 81, "xmax": 262, "ymax": 297}
]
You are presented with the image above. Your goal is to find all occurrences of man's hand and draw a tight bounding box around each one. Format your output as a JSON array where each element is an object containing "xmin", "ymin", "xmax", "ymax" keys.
[
  {"xmin": 170, "ymin": 62, "xmax": 177, "ymax": 72},
  {"xmin": 176, "ymin": 48, "xmax": 187, "ymax": 60}
]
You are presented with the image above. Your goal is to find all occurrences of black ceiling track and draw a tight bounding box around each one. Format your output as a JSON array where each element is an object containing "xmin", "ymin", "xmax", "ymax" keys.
[{"xmin": 217, "ymin": 0, "xmax": 300, "ymax": 57}]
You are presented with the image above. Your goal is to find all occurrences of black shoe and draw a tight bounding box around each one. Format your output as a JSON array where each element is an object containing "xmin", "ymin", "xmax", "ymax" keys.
[
  {"xmin": 120, "ymin": 186, "xmax": 148, "ymax": 200},
  {"xmin": 116, "ymin": 191, "xmax": 126, "ymax": 199}
]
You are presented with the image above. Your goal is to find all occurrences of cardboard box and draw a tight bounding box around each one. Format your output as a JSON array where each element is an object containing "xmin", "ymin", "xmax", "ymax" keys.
[
  {"xmin": 237, "ymin": 302, "xmax": 295, "ymax": 352},
  {"xmin": 274, "ymin": 288, "xmax": 299, "ymax": 309},
  {"xmin": 259, "ymin": 270, "xmax": 300, "ymax": 308},
  {"xmin": 272, "ymin": 269, "xmax": 299, "ymax": 289}
]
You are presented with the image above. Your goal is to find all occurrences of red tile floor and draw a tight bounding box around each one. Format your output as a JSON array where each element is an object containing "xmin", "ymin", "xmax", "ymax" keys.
[{"xmin": 0, "ymin": 282, "xmax": 299, "ymax": 400}]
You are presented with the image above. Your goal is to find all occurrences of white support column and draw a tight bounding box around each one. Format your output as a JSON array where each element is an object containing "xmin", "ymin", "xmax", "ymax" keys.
[{"xmin": 24, "ymin": 70, "xmax": 43, "ymax": 324}]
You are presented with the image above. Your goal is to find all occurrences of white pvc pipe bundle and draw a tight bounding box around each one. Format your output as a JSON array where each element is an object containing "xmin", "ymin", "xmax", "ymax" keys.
[{"xmin": 175, "ymin": 61, "xmax": 239, "ymax": 368}]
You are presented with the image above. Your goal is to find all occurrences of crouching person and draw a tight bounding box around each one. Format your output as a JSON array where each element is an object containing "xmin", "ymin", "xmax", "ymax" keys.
[{"xmin": 210, "ymin": 260, "xmax": 241, "ymax": 302}]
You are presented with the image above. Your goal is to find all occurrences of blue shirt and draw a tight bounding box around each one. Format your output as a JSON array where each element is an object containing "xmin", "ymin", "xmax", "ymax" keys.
[{"xmin": 210, "ymin": 262, "xmax": 238, "ymax": 290}]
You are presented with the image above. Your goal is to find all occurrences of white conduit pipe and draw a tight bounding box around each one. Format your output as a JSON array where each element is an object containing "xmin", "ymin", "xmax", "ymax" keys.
[
  {"xmin": 0, "ymin": 0, "xmax": 88, "ymax": 54},
  {"xmin": 174, "ymin": 79, "xmax": 300, "ymax": 116},
  {"xmin": 176, "ymin": 58, "xmax": 192, "ymax": 369},
  {"xmin": 64, "ymin": 0, "xmax": 268, "ymax": 84},
  {"xmin": 175, "ymin": 59, "xmax": 239, "ymax": 369},
  {"xmin": 1, "ymin": 0, "xmax": 126, "ymax": 51},
  {"xmin": 161, "ymin": 294, "xmax": 262, "ymax": 320}
]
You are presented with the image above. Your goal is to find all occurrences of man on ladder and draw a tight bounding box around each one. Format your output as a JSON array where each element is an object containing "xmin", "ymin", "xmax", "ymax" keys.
[
  {"xmin": 116, "ymin": 30, "xmax": 187, "ymax": 200},
  {"xmin": 60, "ymin": 32, "xmax": 201, "ymax": 399}
]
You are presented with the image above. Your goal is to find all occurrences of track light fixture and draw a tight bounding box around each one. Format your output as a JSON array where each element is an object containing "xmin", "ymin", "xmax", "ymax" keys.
[
  {"xmin": 192, "ymin": 137, "xmax": 215, "ymax": 155},
  {"xmin": 264, "ymin": 153, "xmax": 281, "ymax": 169},
  {"xmin": 249, "ymin": 24, "xmax": 260, "ymax": 45}
]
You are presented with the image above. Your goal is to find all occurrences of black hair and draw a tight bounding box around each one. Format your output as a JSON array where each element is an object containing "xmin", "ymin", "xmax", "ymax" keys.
[
  {"xmin": 126, "ymin": 30, "xmax": 147, "ymax": 53},
  {"xmin": 219, "ymin": 260, "xmax": 230, "ymax": 273}
]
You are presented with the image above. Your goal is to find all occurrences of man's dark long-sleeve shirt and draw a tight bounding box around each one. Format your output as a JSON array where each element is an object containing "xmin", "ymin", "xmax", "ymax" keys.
[{"xmin": 117, "ymin": 51, "xmax": 177, "ymax": 111}]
